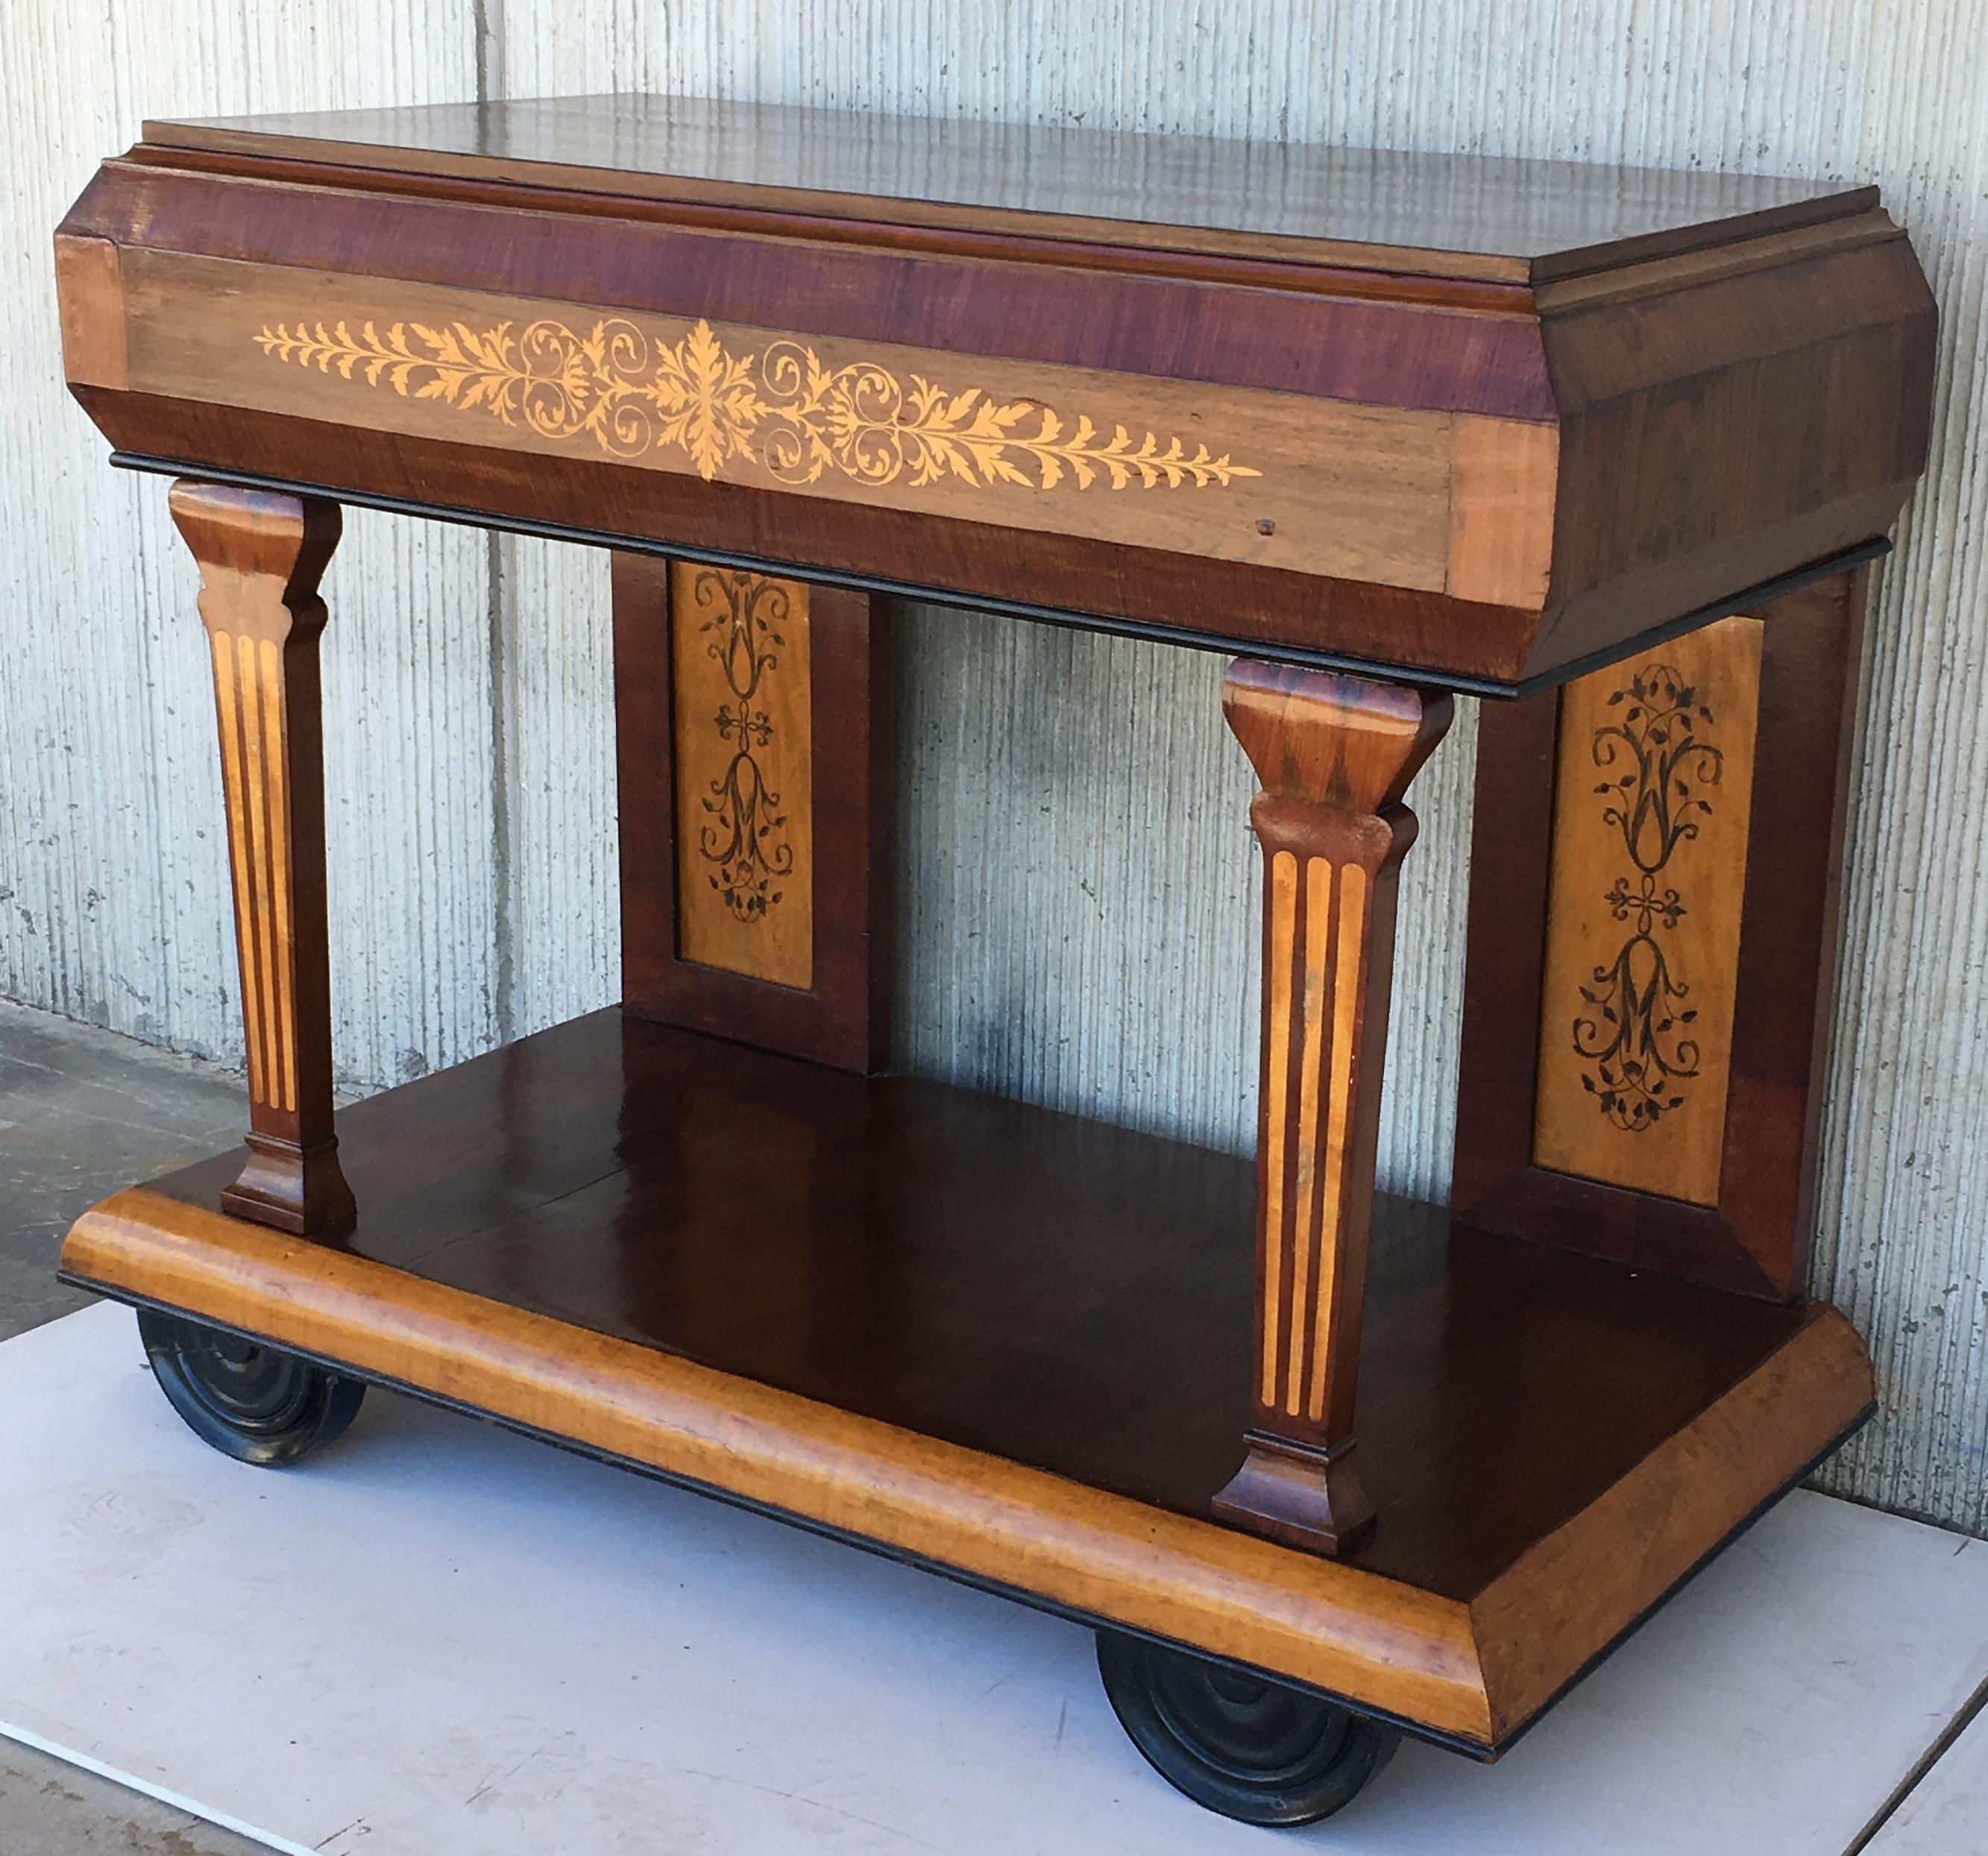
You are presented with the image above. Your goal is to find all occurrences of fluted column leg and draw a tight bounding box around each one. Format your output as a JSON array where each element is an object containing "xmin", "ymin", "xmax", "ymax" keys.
[
  {"xmin": 172, "ymin": 480, "xmax": 353, "ymax": 1236},
  {"xmin": 1211, "ymin": 661, "xmax": 1452, "ymax": 1555}
]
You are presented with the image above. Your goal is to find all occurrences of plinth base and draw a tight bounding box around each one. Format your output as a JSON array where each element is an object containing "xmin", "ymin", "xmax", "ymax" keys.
[{"xmin": 60, "ymin": 1008, "xmax": 1873, "ymax": 1752}]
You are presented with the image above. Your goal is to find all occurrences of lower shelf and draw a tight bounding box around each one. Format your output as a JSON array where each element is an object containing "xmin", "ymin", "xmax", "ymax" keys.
[{"xmin": 60, "ymin": 1007, "xmax": 1872, "ymax": 1752}]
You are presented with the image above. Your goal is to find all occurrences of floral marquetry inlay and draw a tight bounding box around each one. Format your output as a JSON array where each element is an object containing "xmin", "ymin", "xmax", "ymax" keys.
[
  {"xmin": 1532, "ymin": 614, "xmax": 1764, "ymax": 1209},
  {"xmin": 252, "ymin": 315, "xmax": 1262, "ymax": 494},
  {"xmin": 1571, "ymin": 662, "xmax": 1723, "ymax": 1133},
  {"xmin": 670, "ymin": 564, "xmax": 814, "ymax": 992},
  {"xmin": 690, "ymin": 569, "xmax": 796, "ymax": 925}
]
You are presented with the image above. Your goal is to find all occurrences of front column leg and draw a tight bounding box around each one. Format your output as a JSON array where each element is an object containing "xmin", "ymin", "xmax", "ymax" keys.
[
  {"xmin": 171, "ymin": 481, "xmax": 353, "ymax": 1236},
  {"xmin": 1212, "ymin": 662, "xmax": 1452, "ymax": 1555}
]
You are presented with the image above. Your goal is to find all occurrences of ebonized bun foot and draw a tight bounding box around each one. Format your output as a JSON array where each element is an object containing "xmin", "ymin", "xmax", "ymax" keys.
[
  {"xmin": 1095, "ymin": 1630, "xmax": 1399, "ymax": 1825},
  {"xmin": 137, "ymin": 1306, "xmax": 365, "ymax": 1467}
]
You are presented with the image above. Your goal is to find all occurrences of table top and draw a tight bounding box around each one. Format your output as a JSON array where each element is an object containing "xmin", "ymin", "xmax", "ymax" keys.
[
  {"xmin": 61, "ymin": 96, "xmax": 1931, "ymax": 688},
  {"xmin": 147, "ymin": 93, "xmax": 1875, "ymax": 285}
]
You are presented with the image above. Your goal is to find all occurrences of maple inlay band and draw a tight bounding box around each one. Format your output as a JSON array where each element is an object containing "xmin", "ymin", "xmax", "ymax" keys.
[
  {"xmin": 1261, "ymin": 849, "xmax": 1298, "ymax": 1409},
  {"xmin": 209, "ymin": 627, "xmax": 295, "ymax": 1116},
  {"xmin": 237, "ymin": 635, "xmax": 279, "ymax": 1113},
  {"xmin": 253, "ymin": 315, "xmax": 1261, "ymax": 494},
  {"xmin": 1265, "ymin": 855, "xmax": 1371, "ymax": 1423},
  {"xmin": 1312, "ymin": 859, "xmax": 1366, "ymax": 1425},
  {"xmin": 259, "ymin": 636, "xmax": 298, "ymax": 1116},
  {"xmin": 209, "ymin": 629, "xmax": 263, "ymax": 1109},
  {"xmin": 1286, "ymin": 856, "xmax": 1333, "ymax": 1415}
]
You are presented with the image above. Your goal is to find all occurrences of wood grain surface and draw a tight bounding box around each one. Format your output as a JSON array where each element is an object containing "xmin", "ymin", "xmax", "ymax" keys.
[
  {"xmin": 7, "ymin": 0, "xmax": 1983, "ymax": 1570},
  {"xmin": 1526, "ymin": 217, "xmax": 1931, "ymax": 679},
  {"xmin": 1215, "ymin": 665, "xmax": 1452, "ymax": 1554},
  {"xmin": 66, "ymin": 159, "xmax": 1561, "ymax": 410},
  {"xmin": 1470, "ymin": 1297, "xmax": 1870, "ymax": 1735},
  {"xmin": 53, "ymin": 233, "xmax": 126, "ymax": 390},
  {"xmin": 106, "ymin": 245, "xmax": 1462, "ymax": 595},
  {"xmin": 138, "ymin": 94, "xmax": 1876, "ymax": 283},
  {"xmin": 53, "ymin": 130, "xmax": 1934, "ymax": 688},
  {"xmin": 614, "ymin": 556, "xmax": 891, "ymax": 1072}
]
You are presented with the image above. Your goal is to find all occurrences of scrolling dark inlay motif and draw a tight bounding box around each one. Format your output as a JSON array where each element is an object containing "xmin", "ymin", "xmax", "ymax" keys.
[
  {"xmin": 691, "ymin": 567, "xmax": 795, "ymax": 922},
  {"xmin": 1573, "ymin": 664, "xmax": 1724, "ymax": 1132}
]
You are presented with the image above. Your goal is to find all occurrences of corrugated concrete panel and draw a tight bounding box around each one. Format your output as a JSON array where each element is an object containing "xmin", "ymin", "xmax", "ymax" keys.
[
  {"xmin": 1, "ymin": 0, "xmax": 1984, "ymax": 1531},
  {"xmin": 0, "ymin": 0, "xmax": 495, "ymax": 1096},
  {"xmin": 492, "ymin": 535, "xmax": 620, "ymax": 1046}
]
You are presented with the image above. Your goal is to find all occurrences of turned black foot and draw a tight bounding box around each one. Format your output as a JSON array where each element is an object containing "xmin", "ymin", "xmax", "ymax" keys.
[
  {"xmin": 1095, "ymin": 1631, "xmax": 1398, "ymax": 1826},
  {"xmin": 137, "ymin": 1308, "xmax": 365, "ymax": 1466}
]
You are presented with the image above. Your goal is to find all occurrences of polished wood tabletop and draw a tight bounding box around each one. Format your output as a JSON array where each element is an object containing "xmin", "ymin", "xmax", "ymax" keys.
[{"xmin": 146, "ymin": 94, "xmax": 1875, "ymax": 284}]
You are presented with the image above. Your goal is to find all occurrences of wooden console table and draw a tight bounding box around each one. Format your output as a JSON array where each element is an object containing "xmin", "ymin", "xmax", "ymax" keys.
[{"xmin": 51, "ymin": 96, "xmax": 1934, "ymax": 1825}]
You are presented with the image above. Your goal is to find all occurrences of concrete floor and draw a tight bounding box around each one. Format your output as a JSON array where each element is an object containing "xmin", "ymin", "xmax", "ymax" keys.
[{"xmin": 0, "ymin": 999, "xmax": 270, "ymax": 1855}]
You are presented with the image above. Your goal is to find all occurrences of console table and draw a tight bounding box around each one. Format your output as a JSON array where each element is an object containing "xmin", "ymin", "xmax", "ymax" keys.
[{"xmin": 51, "ymin": 95, "xmax": 1934, "ymax": 1825}]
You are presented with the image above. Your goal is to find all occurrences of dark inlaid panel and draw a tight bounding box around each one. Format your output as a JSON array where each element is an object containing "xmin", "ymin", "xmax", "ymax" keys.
[{"xmin": 153, "ymin": 1009, "xmax": 1809, "ymax": 1600}]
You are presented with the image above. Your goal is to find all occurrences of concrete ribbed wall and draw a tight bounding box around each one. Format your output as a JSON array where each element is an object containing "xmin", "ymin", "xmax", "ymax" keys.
[{"xmin": 1, "ymin": 0, "xmax": 1982, "ymax": 1529}]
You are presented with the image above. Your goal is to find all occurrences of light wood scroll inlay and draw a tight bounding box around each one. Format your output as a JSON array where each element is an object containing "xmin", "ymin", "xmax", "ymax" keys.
[
  {"xmin": 1214, "ymin": 662, "xmax": 1452, "ymax": 1555},
  {"xmin": 1533, "ymin": 615, "xmax": 1763, "ymax": 1205},
  {"xmin": 110, "ymin": 247, "xmax": 1489, "ymax": 600},
  {"xmin": 670, "ymin": 564, "xmax": 815, "ymax": 989},
  {"xmin": 171, "ymin": 479, "xmax": 353, "ymax": 1236},
  {"xmin": 254, "ymin": 315, "xmax": 1260, "ymax": 492}
]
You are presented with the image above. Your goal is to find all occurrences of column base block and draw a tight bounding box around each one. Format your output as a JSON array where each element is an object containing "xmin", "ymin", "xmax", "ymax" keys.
[
  {"xmin": 1211, "ymin": 1432, "xmax": 1377, "ymax": 1556},
  {"xmin": 221, "ymin": 1133, "xmax": 356, "ymax": 1237}
]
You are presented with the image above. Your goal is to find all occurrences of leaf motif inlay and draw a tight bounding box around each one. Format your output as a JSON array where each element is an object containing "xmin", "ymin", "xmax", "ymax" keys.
[{"xmin": 253, "ymin": 315, "xmax": 1262, "ymax": 493}]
